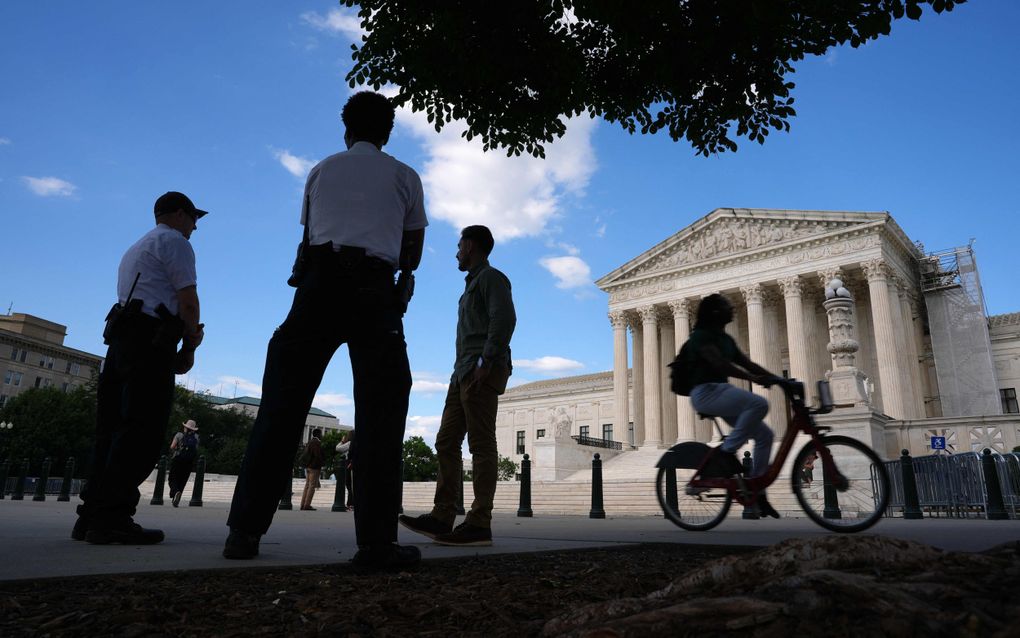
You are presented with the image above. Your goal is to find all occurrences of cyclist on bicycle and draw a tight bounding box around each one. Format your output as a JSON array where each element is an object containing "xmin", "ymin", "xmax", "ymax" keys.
[{"xmin": 678, "ymin": 293, "xmax": 783, "ymax": 518}]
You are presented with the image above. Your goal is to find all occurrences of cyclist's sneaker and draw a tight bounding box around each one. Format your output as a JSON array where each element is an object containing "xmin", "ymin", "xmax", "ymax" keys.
[
  {"xmin": 757, "ymin": 496, "xmax": 781, "ymax": 519},
  {"xmin": 703, "ymin": 447, "xmax": 743, "ymax": 478},
  {"xmin": 399, "ymin": 513, "xmax": 453, "ymax": 540}
]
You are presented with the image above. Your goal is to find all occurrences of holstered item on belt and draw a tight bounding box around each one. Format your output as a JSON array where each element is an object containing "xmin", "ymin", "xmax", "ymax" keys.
[
  {"xmin": 395, "ymin": 270, "xmax": 415, "ymax": 315},
  {"xmin": 152, "ymin": 304, "xmax": 186, "ymax": 350},
  {"xmin": 102, "ymin": 298, "xmax": 143, "ymax": 345}
]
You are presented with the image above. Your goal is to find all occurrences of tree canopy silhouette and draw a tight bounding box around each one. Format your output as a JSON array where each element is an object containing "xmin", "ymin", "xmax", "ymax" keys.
[{"xmin": 341, "ymin": 0, "xmax": 965, "ymax": 157}]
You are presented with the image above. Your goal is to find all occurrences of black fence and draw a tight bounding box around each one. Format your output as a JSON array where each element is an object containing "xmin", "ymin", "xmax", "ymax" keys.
[{"xmin": 571, "ymin": 435, "xmax": 622, "ymax": 450}]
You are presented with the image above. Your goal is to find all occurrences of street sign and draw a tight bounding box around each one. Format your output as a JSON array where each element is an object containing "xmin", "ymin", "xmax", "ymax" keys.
[{"xmin": 930, "ymin": 436, "xmax": 946, "ymax": 450}]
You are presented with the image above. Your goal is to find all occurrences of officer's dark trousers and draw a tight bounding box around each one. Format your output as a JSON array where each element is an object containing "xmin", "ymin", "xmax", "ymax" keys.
[
  {"xmin": 78, "ymin": 318, "xmax": 175, "ymax": 527},
  {"xmin": 227, "ymin": 261, "xmax": 411, "ymax": 547}
]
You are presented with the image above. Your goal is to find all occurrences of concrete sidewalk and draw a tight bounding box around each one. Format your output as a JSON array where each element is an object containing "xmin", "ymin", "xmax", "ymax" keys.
[{"xmin": 1, "ymin": 498, "xmax": 1017, "ymax": 582}]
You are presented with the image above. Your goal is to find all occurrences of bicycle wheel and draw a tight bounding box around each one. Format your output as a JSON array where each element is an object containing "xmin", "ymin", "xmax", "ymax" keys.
[
  {"xmin": 656, "ymin": 465, "xmax": 732, "ymax": 531},
  {"xmin": 791, "ymin": 435, "xmax": 890, "ymax": 533}
]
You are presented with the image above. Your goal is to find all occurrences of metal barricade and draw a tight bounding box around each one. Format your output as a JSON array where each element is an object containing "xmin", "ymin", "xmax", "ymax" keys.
[
  {"xmin": 912, "ymin": 454, "xmax": 954, "ymax": 517},
  {"xmin": 882, "ymin": 459, "xmax": 905, "ymax": 516},
  {"xmin": 993, "ymin": 452, "xmax": 1020, "ymax": 519},
  {"xmin": 946, "ymin": 452, "xmax": 987, "ymax": 518}
]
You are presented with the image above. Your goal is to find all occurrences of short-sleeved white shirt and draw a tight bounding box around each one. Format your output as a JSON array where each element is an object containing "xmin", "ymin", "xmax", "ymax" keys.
[
  {"xmin": 117, "ymin": 224, "xmax": 197, "ymax": 318},
  {"xmin": 300, "ymin": 141, "xmax": 428, "ymax": 267}
]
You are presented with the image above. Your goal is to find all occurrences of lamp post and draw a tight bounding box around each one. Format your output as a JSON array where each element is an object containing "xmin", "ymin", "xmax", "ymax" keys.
[{"xmin": 0, "ymin": 421, "xmax": 13, "ymax": 458}]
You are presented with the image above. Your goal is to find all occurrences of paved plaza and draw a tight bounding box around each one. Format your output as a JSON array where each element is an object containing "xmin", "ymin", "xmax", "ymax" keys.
[{"xmin": 1, "ymin": 498, "xmax": 1016, "ymax": 582}]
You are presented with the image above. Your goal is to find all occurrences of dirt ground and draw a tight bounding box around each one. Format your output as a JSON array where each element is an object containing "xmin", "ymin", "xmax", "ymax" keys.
[{"xmin": 0, "ymin": 538, "xmax": 1016, "ymax": 637}]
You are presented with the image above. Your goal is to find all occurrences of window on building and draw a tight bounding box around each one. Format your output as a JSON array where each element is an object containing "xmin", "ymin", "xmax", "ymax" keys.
[
  {"xmin": 602, "ymin": 423, "xmax": 613, "ymax": 441},
  {"xmin": 9, "ymin": 348, "xmax": 18, "ymax": 361},
  {"xmin": 516, "ymin": 431, "xmax": 525, "ymax": 454},
  {"xmin": 45, "ymin": 356, "xmax": 54, "ymax": 370},
  {"xmin": 536, "ymin": 429, "xmax": 545, "ymax": 439},
  {"xmin": 13, "ymin": 372, "xmax": 21, "ymax": 386},
  {"xmin": 579, "ymin": 425, "xmax": 589, "ymax": 438},
  {"xmin": 3, "ymin": 370, "xmax": 11, "ymax": 385},
  {"xmin": 18, "ymin": 350, "xmax": 27, "ymax": 363},
  {"xmin": 1002, "ymin": 388, "xmax": 1019, "ymax": 414},
  {"xmin": 65, "ymin": 360, "xmax": 72, "ymax": 373},
  {"xmin": 0, "ymin": 394, "xmax": 7, "ymax": 407},
  {"xmin": 35, "ymin": 376, "xmax": 43, "ymax": 388},
  {"xmin": 71, "ymin": 362, "xmax": 81, "ymax": 376},
  {"xmin": 42, "ymin": 378, "xmax": 52, "ymax": 388},
  {"xmin": 62, "ymin": 382, "xmax": 69, "ymax": 392}
]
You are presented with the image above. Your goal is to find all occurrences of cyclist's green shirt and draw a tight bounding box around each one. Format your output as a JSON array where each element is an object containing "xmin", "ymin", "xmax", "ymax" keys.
[{"xmin": 683, "ymin": 327, "xmax": 738, "ymax": 387}]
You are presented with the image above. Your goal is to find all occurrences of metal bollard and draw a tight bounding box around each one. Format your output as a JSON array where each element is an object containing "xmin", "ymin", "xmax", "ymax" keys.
[
  {"xmin": 58, "ymin": 457, "xmax": 75, "ymax": 502},
  {"xmin": 517, "ymin": 453, "xmax": 533, "ymax": 517},
  {"xmin": 900, "ymin": 449, "xmax": 923, "ymax": 519},
  {"xmin": 981, "ymin": 448, "xmax": 1009, "ymax": 520},
  {"xmin": 0, "ymin": 458, "xmax": 9, "ymax": 499},
  {"xmin": 455, "ymin": 457, "xmax": 466, "ymax": 515},
  {"xmin": 188, "ymin": 456, "xmax": 205, "ymax": 507},
  {"xmin": 332, "ymin": 463, "xmax": 348, "ymax": 512},
  {"xmin": 590, "ymin": 453, "xmax": 606, "ymax": 519},
  {"xmin": 741, "ymin": 451, "xmax": 760, "ymax": 520},
  {"xmin": 11, "ymin": 457, "xmax": 29, "ymax": 501},
  {"xmin": 32, "ymin": 457, "xmax": 51, "ymax": 501},
  {"xmin": 151, "ymin": 455, "xmax": 167, "ymax": 505},
  {"xmin": 278, "ymin": 470, "xmax": 294, "ymax": 510}
]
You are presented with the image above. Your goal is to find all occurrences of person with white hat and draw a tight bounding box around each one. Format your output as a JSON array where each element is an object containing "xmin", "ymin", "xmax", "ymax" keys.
[{"xmin": 168, "ymin": 419, "xmax": 201, "ymax": 507}]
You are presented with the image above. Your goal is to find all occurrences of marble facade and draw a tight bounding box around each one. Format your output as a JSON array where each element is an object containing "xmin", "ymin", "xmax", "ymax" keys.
[{"xmin": 496, "ymin": 209, "xmax": 1020, "ymax": 469}]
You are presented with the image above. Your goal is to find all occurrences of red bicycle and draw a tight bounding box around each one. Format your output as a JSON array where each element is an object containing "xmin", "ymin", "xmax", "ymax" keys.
[{"xmin": 656, "ymin": 379, "xmax": 890, "ymax": 533}]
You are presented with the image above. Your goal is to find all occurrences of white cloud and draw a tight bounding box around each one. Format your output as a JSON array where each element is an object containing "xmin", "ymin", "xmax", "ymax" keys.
[
  {"xmin": 406, "ymin": 415, "xmax": 442, "ymax": 445},
  {"xmin": 273, "ymin": 148, "xmax": 317, "ymax": 179},
  {"xmin": 22, "ymin": 176, "xmax": 77, "ymax": 197},
  {"xmin": 312, "ymin": 392, "xmax": 354, "ymax": 414},
  {"xmin": 539, "ymin": 255, "xmax": 592, "ymax": 289},
  {"xmin": 412, "ymin": 371, "xmax": 449, "ymax": 394},
  {"xmin": 514, "ymin": 356, "xmax": 584, "ymax": 374},
  {"xmin": 0, "ymin": 137, "xmax": 10, "ymax": 145},
  {"xmin": 301, "ymin": 8, "xmax": 366, "ymax": 41},
  {"xmin": 215, "ymin": 375, "xmax": 263, "ymax": 397},
  {"xmin": 395, "ymin": 106, "xmax": 598, "ymax": 241}
]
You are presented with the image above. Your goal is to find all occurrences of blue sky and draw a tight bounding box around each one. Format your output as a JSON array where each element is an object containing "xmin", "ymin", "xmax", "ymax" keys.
[{"xmin": 2, "ymin": 2, "xmax": 1018, "ymax": 447}]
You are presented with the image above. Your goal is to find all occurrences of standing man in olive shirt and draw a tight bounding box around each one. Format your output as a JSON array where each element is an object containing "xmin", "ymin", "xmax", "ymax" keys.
[{"xmin": 399, "ymin": 225, "xmax": 515, "ymax": 546}]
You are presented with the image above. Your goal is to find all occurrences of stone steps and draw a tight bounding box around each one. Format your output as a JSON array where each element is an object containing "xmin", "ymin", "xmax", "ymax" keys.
[{"xmin": 145, "ymin": 474, "xmax": 811, "ymax": 517}]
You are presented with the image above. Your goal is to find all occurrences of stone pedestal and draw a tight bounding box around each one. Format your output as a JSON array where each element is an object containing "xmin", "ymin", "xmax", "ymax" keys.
[
  {"xmin": 531, "ymin": 439, "xmax": 625, "ymax": 481},
  {"xmin": 822, "ymin": 288, "xmax": 871, "ymax": 408}
]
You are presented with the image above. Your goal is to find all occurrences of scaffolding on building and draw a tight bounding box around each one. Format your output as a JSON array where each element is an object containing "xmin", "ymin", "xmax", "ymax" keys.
[{"xmin": 920, "ymin": 244, "xmax": 1001, "ymax": 417}]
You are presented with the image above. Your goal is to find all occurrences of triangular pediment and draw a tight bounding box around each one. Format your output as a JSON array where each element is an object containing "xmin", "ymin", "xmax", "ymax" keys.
[{"xmin": 596, "ymin": 208, "xmax": 889, "ymax": 289}]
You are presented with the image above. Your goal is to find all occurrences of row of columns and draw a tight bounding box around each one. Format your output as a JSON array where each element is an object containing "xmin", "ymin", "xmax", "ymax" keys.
[{"xmin": 609, "ymin": 259, "xmax": 928, "ymax": 448}]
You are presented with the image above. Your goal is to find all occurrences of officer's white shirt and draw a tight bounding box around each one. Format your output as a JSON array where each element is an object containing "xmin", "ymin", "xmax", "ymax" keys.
[
  {"xmin": 301, "ymin": 141, "xmax": 428, "ymax": 267},
  {"xmin": 117, "ymin": 224, "xmax": 197, "ymax": 318}
]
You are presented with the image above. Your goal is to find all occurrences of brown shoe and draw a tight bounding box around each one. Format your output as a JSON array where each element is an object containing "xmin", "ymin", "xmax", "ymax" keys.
[
  {"xmin": 434, "ymin": 523, "xmax": 492, "ymax": 547},
  {"xmin": 399, "ymin": 513, "xmax": 453, "ymax": 540}
]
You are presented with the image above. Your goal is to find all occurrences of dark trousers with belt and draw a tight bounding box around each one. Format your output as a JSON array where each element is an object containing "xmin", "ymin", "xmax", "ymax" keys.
[
  {"xmin": 227, "ymin": 259, "xmax": 411, "ymax": 547},
  {"xmin": 78, "ymin": 317, "xmax": 176, "ymax": 527}
]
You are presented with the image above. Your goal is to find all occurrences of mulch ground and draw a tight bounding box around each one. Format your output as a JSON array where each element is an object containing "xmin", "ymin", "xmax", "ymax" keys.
[
  {"xmin": 2, "ymin": 538, "xmax": 1017, "ymax": 637},
  {"xmin": 0, "ymin": 544, "xmax": 750, "ymax": 638}
]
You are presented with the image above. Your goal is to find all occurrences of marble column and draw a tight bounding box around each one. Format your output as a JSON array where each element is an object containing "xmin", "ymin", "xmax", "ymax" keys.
[
  {"xmin": 778, "ymin": 276, "xmax": 812, "ymax": 402},
  {"xmin": 658, "ymin": 310, "xmax": 678, "ymax": 445},
  {"xmin": 802, "ymin": 287, "xmax": 825, "ymax": 399},
  {"xmin": 762, "ymin": 290, "xmax": 786, "ymax": 436},
  {"xmin": 724, "ymin": 293, "xmax": 748, "ymax": 390},
  {"xmin": 898, "ymin": 286, "xmax": 926, "ymax": 419},
  {"xmin": 910, "ymin": 297, "xmax": 931, "ymax": 416},
  {"xmin": 862, "ymin": 258, "xmax": 908, "ymax": 419},
  {"xmin": 740, "ymin": 283, "xmax": 773, "ymax": 416},
  {"xmin": 609, "ymin": 310, "xmax": 630, "ymax": 444},
  {"xmin": 847, "ymin": 276, "xmax": 878, "ymax": 406},
  {"xmin": 669, "ymin": 299, "xmax": 696, "ymax": 443},
  {"xmin": 628, "ymin": 313, "xmax": 645, "ymax": 446},
  {"xmin": 887, "ymin": 276, "xmax": 918, "ymax": 419},
  {"xmin": 637, "ymin": 305, "xmax": 662, "ymax": 447}
]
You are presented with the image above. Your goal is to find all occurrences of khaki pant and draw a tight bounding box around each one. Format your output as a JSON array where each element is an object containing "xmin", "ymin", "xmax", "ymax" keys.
[
  {"xmin": 432, "ymin": 364, "xmax": 509, "ymax": 529},
  {"xmin": 300, "ymin": 468, "xmax": 321, "ymax": 509}
]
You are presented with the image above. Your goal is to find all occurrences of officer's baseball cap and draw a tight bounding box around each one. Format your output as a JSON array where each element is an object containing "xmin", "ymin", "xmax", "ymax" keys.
[{"xmin": 154, "ymin": 191, "xmax": 209, "ymax": 220}]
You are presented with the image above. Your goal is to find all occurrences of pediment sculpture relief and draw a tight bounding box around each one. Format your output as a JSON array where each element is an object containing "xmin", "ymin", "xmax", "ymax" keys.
[{"xmin": 633, "ymin": 219, "xmax": 854, "ymax": 277}]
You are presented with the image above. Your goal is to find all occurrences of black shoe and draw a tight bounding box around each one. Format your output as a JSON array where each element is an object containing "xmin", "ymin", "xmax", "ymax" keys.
[
  {"xmin": 85, "ymin": 522, "xmax": 165, "ymax": 545},
  {"xmin": 704, "ymin": 447, "xmax": 744, "ymax": 478},
  {"xmin": 223, "ymin": 529, "xmax": 261, "ymax": 559},
  {"xmin": 172, "ymin": 491, "xmax": 182, "ymax": 508},
  {"xmin": 71, "ymin": 516, "xmax": 89, "ymax": 541},
  {"xmin": 757, "ymin": 496, "xmax": 781, "ymax": 519},
  {"xmin": 398, "ymin": 513, "xmax": 453, "ymax": 540},
  {"xmin": 351, "ymin": 543, "xmax": 421, "ymax": 574},
  {"xmin": 434, "ymin": 522, "xmax": 492, "ymax": 547}
]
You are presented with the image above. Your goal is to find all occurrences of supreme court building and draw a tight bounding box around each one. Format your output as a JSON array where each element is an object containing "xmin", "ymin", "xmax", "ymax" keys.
[{"xmin": 496, "ymin": 209, "xmax": 1020, "ymax": 479}]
